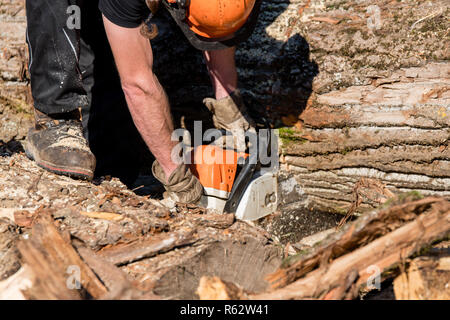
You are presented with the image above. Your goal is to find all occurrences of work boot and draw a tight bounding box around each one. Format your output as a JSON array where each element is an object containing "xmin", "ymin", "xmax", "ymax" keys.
[
  {"xmin": 203, "ymin": 90, "xmax": 256, "ymax": 152},
  {"xmin": 24, "ymin": 109, "xmax": 96, "ymax": 180},
  {"xmin": 152, "ymin": 160, "xmax": 203, "ymax": 206}
]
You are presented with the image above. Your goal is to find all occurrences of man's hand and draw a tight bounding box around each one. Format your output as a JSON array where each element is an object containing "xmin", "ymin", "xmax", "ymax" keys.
[
  {"xmin": 203, "ymin": 47, "xmax": 256, "ymax": 152},
  {"xmin": 203, "ymin": 90, "xmax": 256, "ymax": 153}
]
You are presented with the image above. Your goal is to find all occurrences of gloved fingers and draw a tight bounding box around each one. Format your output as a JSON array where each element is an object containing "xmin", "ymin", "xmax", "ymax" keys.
[{"xmin": 203, "ymin": 98, "xmax": 216, "ymax": 112}]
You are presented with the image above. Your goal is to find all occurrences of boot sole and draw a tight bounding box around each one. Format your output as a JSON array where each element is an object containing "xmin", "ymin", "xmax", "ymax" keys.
[{"xmin": 23, "ymin": 140, "xmax": 94, "ymax": 181}]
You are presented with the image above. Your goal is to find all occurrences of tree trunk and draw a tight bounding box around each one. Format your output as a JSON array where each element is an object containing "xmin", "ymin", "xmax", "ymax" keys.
[{"xmin": 280, "ymin": 62, "xmax": 450, "ymax": 215}]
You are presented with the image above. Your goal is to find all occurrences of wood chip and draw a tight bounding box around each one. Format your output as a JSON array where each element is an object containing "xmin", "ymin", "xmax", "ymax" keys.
[
  {"xmin": 197, "ymin": 276, "xmax": 247, "ymax": 300},
  {"xmin": 189, "ymin": 213, "xmax": 235, "ymax": 229},
  {"xmin": 311, "ymin": 16, "xmax": 341, "ymax": 25},
  {"xmin": 80, "ymin": 211, "xmax": 124, "ymax": 222},
  {"xmin": 14, "ymin": 210, "xmax": 34, "ymax": 228}
]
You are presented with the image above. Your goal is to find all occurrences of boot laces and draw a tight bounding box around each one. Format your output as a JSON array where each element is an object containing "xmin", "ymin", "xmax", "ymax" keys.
[{"xmin": 45, "ymin": 120, "xmax": 91, "ymax": 152}]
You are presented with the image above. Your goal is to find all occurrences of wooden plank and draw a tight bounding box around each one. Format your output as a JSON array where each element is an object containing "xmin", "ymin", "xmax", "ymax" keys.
[
  {"xmin": 282, "ymin": 127, "xmax": 449, "ymax": 157},
  {"xmin": 285, "ymin": 146, "xmax": 449, "ymax": 177}
]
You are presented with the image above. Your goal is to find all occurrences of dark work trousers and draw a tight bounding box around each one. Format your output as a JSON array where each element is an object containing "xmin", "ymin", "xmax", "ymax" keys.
[{"xmin": 25, "ymin": 0, "xmax": 146, "ymax": 186}]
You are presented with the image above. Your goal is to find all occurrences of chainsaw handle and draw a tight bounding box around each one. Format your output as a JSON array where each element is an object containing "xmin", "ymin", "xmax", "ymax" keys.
[{"xmin": 223, "ymin": 153, "xmax": 258, "ymax": 214}]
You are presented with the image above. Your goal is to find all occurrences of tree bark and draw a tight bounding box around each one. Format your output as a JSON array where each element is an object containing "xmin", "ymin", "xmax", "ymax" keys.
[{"xmin": 280, "ymin": 62, "xmax": 450, "ymax": 214}]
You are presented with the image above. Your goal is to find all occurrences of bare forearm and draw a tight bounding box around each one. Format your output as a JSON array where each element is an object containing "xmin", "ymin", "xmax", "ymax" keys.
[
  {"xmin": 103, "ymin": 16, "xmax": 178, "ymax": 178},
  {"xmin": 123, "ymin": 73, "xmax": 177, "ymax": 171},
  {"xmin": 204, "ymin": 47, "xmax": 238, "ymax": 99}
]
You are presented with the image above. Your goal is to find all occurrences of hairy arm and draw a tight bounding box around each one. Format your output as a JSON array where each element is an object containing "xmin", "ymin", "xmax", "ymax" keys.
[{"xmin": 102, "ymin": 15, "xmax": 178, "ymax": 179}]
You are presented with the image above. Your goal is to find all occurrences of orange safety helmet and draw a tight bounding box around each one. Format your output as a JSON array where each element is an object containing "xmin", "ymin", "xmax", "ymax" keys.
[
  {"xmin": 163, "ymin": 0, "xmax": 262, "ymax": 50},
  {"xmin": 184, "ymin": 0, "xmax": 256, "ymax": 39}
]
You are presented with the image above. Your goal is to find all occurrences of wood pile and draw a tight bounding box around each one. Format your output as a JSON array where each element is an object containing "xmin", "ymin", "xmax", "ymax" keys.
[
  {"xmin": 0, "ymin": 193, "xmax": 447, "ymax": 300},
  {"xmin": 199, "ymin": 195, "xmax": 450, "ymax": 300}
]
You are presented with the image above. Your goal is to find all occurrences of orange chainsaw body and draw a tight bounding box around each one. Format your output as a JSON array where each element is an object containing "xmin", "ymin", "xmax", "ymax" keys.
[
  {"xmin": 189, "ymin": 145, "xmax": 247, "ymax": 198},
  {"xmin": 189, "ymin": 144, "xmax": 278, "ymax": 220}
]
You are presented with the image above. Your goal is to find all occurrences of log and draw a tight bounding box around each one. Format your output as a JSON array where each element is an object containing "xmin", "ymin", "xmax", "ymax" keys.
[
  {"xmin": 250, "ymin": 199, "xmax": 449, "ymax": 300},
  {"xmin": 17, "ymin": 210, "xmax": 108, "ymax": 299},
  {"xmin": 267, "ymin": 196, "xmax": 448, "ymax": 289},
  {"xmin": 189, "ymin": 213, "xmax": 235, "ymax": 229},
  {"xmin": 97, "ymin": 230, "xmax": 197, "ymax": 266},
  {"xmin": 279, "ymin": 61, "xmax": 450, "ymax": 214},
  {"xmin": 76, "ymin": 246, "xmax": 160, "ymax": 300},
  {"xmin": 157, "ymin": 1, "xmax": 449, "ymax": 214}
]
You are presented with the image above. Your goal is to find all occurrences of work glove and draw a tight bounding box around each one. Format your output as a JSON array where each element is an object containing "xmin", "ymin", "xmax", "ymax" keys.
[
  {"xmin": 152, "ymin": 160, "xmax": 203, "ymax": 208},
  {"xmin": 203, "ymin": 90, "xmax": 257, "ymax": 153}
]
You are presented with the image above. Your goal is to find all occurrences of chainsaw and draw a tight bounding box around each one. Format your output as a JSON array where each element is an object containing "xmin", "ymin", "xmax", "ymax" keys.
[{"xmin": 189, "ymin": 130, "xmax": 278, "ymax": 221}]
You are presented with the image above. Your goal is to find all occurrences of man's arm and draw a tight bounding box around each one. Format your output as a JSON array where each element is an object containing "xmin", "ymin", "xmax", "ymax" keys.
[
  {"xmin": 203, "ymin": 47, "xmax": 238, "ymax": 100},
  {"xmin": 102, "ymin": 15, "xmax": 178, "ymax": 179}
]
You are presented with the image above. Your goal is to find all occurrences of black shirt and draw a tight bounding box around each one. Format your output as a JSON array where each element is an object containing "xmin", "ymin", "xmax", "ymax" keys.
[{"xmin": 99, "ymin": 0, "xmax": 150, "ymax": 28}]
